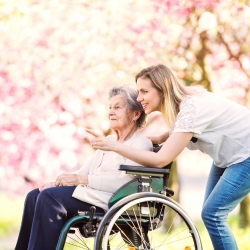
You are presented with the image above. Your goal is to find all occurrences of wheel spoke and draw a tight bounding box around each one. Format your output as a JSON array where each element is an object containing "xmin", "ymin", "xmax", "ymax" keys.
[{"xmin": 97, "ymin": 195, "xmax": 202, "ymax": 250}]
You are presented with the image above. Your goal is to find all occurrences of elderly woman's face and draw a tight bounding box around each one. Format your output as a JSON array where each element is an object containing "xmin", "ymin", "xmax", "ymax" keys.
[{"xmin": 109, "ymin": 94, "xmax": 136, "ymax": 131}]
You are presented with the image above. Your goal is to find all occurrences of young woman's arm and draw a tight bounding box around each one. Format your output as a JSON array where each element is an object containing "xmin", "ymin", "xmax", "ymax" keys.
[{"xmin": 87, "ymin": 129, "xmax": 193, "ymax": 168}]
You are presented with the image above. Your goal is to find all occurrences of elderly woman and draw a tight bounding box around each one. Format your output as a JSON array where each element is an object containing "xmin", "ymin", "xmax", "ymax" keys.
[{"xmin": 15, "ymin": 85, "xmax": 152, "ymax": 250}]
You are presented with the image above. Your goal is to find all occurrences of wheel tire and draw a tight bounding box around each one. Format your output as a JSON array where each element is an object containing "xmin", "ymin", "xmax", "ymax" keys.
[{"xmin": 95, "ymin": 193, "xmax": 202, "ymax": 250}]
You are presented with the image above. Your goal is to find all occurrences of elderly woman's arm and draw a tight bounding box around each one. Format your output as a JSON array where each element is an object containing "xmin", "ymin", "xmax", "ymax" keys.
[
  {"xmin": 39, "ymin": 173, "xmax": 88, "ymax": 191},
  {"xmin": 55, "ymin": 173, "xmax": 88, "ymax": 186},
  {"xmin": 39, "ymin": 152, "xmax": 96, "ymax": 191},
  {"xmin": 54, "ymin": 154, "xmax": 97, "ymax": 186}
]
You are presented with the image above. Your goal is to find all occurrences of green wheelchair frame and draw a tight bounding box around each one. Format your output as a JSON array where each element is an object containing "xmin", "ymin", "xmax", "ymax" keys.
[{"xmin": 56, "ymin": 147, "xmax": 202, "ymax": 250}]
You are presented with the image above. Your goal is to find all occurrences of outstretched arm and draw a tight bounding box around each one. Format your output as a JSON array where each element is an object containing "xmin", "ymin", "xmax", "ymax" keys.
[{"xmin": 87, "ymin": 129, "xmax": 193, "ymax": 168}]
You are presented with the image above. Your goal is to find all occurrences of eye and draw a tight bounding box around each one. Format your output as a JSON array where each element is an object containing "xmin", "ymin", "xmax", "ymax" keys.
[{"xmin": 141, "ymin": 90, "xmax": 148, "ymax": 94}]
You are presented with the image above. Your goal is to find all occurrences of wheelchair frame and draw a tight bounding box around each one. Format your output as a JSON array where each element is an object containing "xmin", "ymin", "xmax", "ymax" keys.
[{"xmin": 56, "ymin": 148, "xmax": 202, "ymax": 250}]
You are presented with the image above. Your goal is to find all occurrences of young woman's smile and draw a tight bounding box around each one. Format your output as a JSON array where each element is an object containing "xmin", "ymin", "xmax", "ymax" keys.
[{"xmin": 136, "ymin": 77, "xmax": 162, "ymax": 114}]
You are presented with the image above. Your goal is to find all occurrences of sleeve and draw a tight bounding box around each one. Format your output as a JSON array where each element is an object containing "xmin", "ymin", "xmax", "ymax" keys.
[
  {"xmin": 173, "ymin": 95, "xmax": 220, "ymax": 135},
  {"xmin": 88, "ymin": 136, "xmax": 153, "ymax": 193},
  {"xmin": 173, "ymin": 97, "xmax": 197, "ymax": 133}
]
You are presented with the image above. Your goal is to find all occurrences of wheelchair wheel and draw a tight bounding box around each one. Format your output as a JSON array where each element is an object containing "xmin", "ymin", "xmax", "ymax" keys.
[
  {"xmin": 63, "ymin": 227, "xmax": 95, "ymax": 250},
  {"xmin": 56, "ymin": 211, "xmax": 105, "ymax": 250},
  {"xmin": 95, "ymin": 193, "xmax": 202, "ymax": 250}
]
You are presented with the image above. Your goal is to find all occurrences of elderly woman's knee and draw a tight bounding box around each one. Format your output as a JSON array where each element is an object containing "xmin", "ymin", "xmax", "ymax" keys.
[
  {"xmin": 25, "ymin": 188, "xmax": 54, "ymax": 205},
  {"xmin": 36, "ymin": 188, "xmax": 53, "ymax": 202},
  {"xmin": 25, "ymin": 188, "xmax": 40, "ymax": 202},
  {"xmin": 25, "ymin": 188, "xmax": 51, "ymax": 205}
]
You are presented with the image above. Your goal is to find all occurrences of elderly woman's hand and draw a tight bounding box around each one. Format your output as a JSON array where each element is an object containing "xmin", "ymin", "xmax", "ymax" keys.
[
  {"xmin": 86, "ymin": 129, "xmax": 117, "ymax": 151},
  {"xmin": 55, "ymin": 173, "xmax": 88, "ymax": 187},
  {"xmin": 39, "ymin": 181, "xmax": 56, "ymax": 192}
]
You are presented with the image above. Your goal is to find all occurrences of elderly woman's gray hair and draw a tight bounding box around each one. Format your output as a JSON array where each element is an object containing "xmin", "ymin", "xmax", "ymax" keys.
[{"xmin": 109, "ymin": 85, "xmax": 146, "ymax": 129}]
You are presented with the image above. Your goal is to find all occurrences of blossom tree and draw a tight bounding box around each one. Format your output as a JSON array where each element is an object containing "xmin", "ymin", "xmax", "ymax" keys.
[{"xmin": 1, "ymin": 0, "xmax": 250, "ymax": 225}]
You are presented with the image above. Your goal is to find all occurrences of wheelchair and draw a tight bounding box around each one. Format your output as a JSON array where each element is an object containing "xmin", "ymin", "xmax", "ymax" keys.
[{"xmin": 56, "ymin": 146, "xmax": 202, "ymax": 250}]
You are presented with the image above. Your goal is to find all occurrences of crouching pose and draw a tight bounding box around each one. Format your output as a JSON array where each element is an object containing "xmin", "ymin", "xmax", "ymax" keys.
[{"xmin": 89, "ymin": 65, "xmax": 250, "ymax": 250}]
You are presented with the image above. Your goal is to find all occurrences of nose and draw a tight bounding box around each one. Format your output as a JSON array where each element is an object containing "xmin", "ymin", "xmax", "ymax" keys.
[
  {"xmin": 109, "ymin": 108, "xmax": 114, "ymax": 115},
  {"xmin": 137, "ymin": 93, "xmax": 142, "ymax": 102}
]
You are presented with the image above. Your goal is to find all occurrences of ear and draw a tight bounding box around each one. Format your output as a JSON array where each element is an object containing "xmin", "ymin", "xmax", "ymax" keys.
[{"xmin": 133, "ymin": 111, "xmax": 142, "ymax": 121}]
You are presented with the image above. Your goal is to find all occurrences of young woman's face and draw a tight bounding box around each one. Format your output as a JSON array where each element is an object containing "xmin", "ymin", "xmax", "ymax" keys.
[
  {"xmin": 108, "ymin": 94, "xmax": 136, "ymax": 131},
  {"xmin": 137, "ymin": 77, "xmax": 163, "ymax": 114}
]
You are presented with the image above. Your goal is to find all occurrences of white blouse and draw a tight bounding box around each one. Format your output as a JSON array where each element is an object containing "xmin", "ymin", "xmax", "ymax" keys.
[
  {"xmin": 72, "ymin": 131, "xmax": 152, "ymax": 210},
  {"xmin": 173, "ymin": 91, "xmax": 250, "ymax": 168}
]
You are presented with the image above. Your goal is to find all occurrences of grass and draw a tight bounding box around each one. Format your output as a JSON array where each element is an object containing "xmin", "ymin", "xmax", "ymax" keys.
[
  {"xmin": 0, "ymin": 193, "xmax": 24, "ymax": 238},
  {"xmin": 195, "ymin": 216, "xmax": 250, "ymax": 250},
  {"xmin": 1, "ymin": 192, "xmax": 250, "ymax": 249}
]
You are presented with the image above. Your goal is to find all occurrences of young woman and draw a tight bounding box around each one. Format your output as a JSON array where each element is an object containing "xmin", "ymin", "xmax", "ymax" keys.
[
  {"xmin": 88, "ymin": 64, "xmax": 250, "ymax": 250},
  {"xmin": 15, "ymin": 85, "xmax": 152, "ymax": 250}
]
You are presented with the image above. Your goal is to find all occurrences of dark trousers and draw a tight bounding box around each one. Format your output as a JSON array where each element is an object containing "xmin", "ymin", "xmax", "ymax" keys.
[{"xmin": 15, "ymin": 186, "xmax": 104, "ymax": 250}]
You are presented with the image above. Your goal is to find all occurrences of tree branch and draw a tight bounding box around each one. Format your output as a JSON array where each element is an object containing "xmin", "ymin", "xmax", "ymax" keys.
[{"xmin": 218, "ymin": 31, "xmax": 250, "ymax": 80}]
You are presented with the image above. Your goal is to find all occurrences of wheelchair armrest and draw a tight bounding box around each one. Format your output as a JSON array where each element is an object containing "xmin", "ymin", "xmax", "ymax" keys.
[{"xmin": 119, "ymin": 165, "xmax": 170, "ymax": 177}]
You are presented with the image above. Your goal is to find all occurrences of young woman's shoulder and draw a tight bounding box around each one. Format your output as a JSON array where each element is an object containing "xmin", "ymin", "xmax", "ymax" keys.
[
  {"xmin": 183, "ymin": 90, "xmax": 230, "ymax": 108},
  {"xmin": 188, "ymin": 91, "xmax": 247, "ymax": 111},
  {"xmin": 180, "ymin": 90, "xmax": 250, "ymax": 128}
]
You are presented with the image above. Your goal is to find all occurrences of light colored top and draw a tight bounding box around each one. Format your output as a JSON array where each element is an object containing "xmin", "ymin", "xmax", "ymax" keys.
[
  {"xmin": 173, "ymin": 91, "xmax": 250, "ymax": 168},
  {"xmin": 72, "ymin": 131, "xmax": 152, "ymax": 210}
]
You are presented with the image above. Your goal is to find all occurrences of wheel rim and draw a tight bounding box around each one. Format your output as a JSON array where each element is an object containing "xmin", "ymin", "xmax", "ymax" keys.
[{"xmin": 101, "ymin": 196, "xmax": 202, "ymax": 250}]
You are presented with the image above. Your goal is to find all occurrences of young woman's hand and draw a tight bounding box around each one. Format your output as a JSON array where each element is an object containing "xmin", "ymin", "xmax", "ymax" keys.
[{"xmin": 86, "ymin": 129, "xmax": 117, "ymax": 151}]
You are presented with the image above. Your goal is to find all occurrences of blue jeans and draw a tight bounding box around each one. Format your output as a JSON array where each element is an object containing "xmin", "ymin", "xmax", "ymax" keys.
[{"xmin": 201, "ymin": 157, "xmax": 250, "ymax": 250}]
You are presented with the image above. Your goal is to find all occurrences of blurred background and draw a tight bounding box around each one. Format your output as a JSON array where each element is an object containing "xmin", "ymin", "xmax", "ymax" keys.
[{"xmin": 0, "ymin": 0, "xmax": 250, "ymax": 249}]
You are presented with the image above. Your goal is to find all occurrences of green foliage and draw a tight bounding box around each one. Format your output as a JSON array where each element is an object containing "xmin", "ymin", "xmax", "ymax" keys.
[
  {"xmin": 195, "ymin": 215, "xmax": 250, "ymax": 250},
  {"xmin": 228, "ymin": 215, "xmax": 250, "ymax": 250},
  {"xmin": 0, "ymin": 193, "xmax": 23, "ymax": 238}
]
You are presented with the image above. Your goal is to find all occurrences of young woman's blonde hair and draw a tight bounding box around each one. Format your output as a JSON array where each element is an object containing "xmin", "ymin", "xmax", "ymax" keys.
[{"xmin": 135, "ymin": 64, "xmax": 204, "ymax": 129}]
